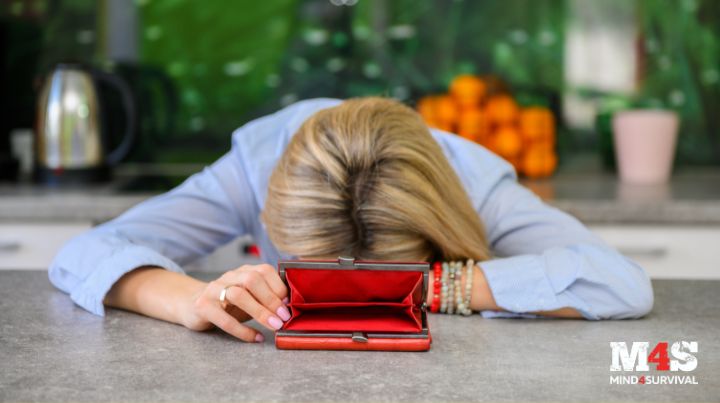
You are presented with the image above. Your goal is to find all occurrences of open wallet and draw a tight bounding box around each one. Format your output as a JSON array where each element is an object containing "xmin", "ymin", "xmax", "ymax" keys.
[{"xmin": 275, "ymin": 256, "xmax": 432, "ymax": 351}]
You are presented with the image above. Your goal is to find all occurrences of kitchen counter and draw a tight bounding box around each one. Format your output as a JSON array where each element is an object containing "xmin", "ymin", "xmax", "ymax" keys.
[
  {"xmin": 520, "ymin": 169, "xmax": 720, "ymax": 225},
  {"xmin": 0, "ymin": 170, "xmax": 720, "ymax": 225},
  {"xmin": 0, "ymin": 271, "xmax": 718, "ymax": 402}
]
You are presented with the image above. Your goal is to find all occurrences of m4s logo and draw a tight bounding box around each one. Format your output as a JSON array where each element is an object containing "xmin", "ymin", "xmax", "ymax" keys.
[{"xmin": 610, "ymin": 341, "xmax": 698, "ymax": 372}]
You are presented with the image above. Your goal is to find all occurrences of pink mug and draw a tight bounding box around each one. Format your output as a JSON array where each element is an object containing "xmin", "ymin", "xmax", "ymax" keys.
[{"xmin": 612, "ymin": 110, "xmax": 679, "ymax": 184}]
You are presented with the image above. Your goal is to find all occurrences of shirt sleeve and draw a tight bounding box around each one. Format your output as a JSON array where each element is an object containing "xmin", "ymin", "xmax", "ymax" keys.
[
  {"xmin": 476, "ymin": 169, "xmax": 654, "ymax": 320},
  {"xmin": 48, "ymin": 149, "xmax": 258, "ymax": 317}
]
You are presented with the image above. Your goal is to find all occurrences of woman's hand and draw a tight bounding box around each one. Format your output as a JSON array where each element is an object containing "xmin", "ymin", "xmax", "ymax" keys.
[
  {"xmin": 182, "ymin": 264, "xmax": 291, "ymax": 343},
  {"xmin": 105, "ymin": 264, "xmax": 292, "ymax": 342}
]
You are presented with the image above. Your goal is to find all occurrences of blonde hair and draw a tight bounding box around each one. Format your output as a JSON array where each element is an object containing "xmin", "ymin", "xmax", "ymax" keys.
[{"xmin": 261, "ymin": 97, "xmax": 491, "ymax": 263}]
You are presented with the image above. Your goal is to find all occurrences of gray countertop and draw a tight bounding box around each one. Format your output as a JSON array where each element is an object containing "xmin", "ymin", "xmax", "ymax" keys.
[
  {"xmin": 520, "ymin": 170, "xmax": 720, "ymax": 225},
  {"xmin": 0, "ymin": 271, "xmax": 718, "ymax": 402}
]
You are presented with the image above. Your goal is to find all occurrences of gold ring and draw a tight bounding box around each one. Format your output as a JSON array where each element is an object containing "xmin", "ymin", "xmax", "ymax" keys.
[{"xmin": 219, "ymin": 285, "xmax": 232, "ymax": 306}]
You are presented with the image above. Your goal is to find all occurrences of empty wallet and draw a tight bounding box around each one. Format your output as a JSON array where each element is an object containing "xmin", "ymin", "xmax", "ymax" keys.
[{"xmin": 275, "ymin": 256, "xmax": 432, "ymax": 351}]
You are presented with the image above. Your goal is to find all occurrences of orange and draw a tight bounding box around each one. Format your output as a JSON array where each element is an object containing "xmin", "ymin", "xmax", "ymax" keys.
[
  {"xmin": 478, "ymin": 131, "xmax": 496, "ymax": 151},
  {"xmin": 457, "ymin": 108, "xmax": 488, "ymax": 143},
  {"xmin": 485, "ymin": 95, "xmax": 519, "ymax": 125},
  {"xmin": 492, "ymin": 125, "xmax": 523, "ymax": 158},
  {"xmin": 521, "ymin": 148, "xmax": 557, "ymax": 178},
  {"xmin": 529, "ymin": 136, "xmax": 556, "ymax": 151},
  {"xmin": 435, "ymin": 95, "xmax": 459, "ymax": 126},
  {"xmin": 450, "ymin": 75, "xmax": 486, "ymax": 108},
  {"xmin": 519, "ymin": 107, "xmax": 555, "ymax": 142},
  {"xmin": 417, "ymin": 96, "xmax": 438, "ymax": 123}
]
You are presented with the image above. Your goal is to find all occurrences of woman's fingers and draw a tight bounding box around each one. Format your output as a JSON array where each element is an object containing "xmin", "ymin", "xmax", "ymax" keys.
[
  {"xmin": 225, "ymin": 285, "xmax": 286, "ymax": 331},
  {"xmin": 203, "ymin": 302, "xmax": 264, "ymax": 343},
  {"xmin": 249, "ymin": 264, "xmax": 288, "ymax": 302},
  {"xmin": 190, "ymin": 264, "xmax": 292, "ymax": 343},
  {"xmin": 222, "ymin": 270, "xmax": 290, "ymax": 329}
]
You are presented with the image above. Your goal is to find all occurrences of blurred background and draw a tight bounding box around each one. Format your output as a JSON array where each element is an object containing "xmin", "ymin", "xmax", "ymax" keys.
[
  {"xmin": 0, "ymin": 0, "xmax": 718, "ymax": 278},
  {"xmin": 2, "ymin": 0, "xmax": 719, "ymax": 167}
]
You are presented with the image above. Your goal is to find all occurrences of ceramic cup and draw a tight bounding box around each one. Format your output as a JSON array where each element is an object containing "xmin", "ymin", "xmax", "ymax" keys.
[{"xmin": 612, "ymin": 109, "xmax": 679, "ymax": 184}]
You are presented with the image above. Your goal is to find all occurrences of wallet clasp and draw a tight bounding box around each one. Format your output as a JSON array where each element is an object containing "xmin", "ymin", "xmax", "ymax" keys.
[{"xmin": 351, "ymin": 332, "xmax": 369, "ymax": 343}]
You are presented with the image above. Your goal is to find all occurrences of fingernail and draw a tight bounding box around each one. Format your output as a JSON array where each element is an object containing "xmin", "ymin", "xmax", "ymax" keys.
[
  {"xmin": 268, "ymin": 316, "xmax": 284, "ymax": 330},
  {"xmin": 255, "ymin": 333, "xmax": 265, "ymax": 343},
  {"xmin": 282, "ymin": 297, "xmax": 289, "ymax": 304},
  {"xmin": 276, "ymin": 305, "xmax": 291, "ymax": 321}
]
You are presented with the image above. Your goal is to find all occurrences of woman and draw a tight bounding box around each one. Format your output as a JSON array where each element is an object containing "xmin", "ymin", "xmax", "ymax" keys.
[{"xmin": 49, "ymin": 97, "xmax": 654, "ymax": 343}]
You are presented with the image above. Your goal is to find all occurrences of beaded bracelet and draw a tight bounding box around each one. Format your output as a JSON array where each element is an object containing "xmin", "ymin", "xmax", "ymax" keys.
[
  {"xmin": 430, "ymin": 262, "xmax": 441, "ymax": 313},
  {"xmin": 440, "ymin": 261, "xmax": 449, "ymax": 313},
  {"xmin": 447, "ymin": 261, "xmax": 456, "ymax": 314},
  {"xmin": 454, "ymin": 261, "xmax": 463, "ymax": 315},
  {"xmin": 460, "ymin": 259, "xmax": 474, "ymax": 316},
  {"xmin": 455, "ymin": 260, "xmax": 464, "ymax": 315},
  {"xmin": 433, "ymin": 259, "xmax": 475, "ymax": 316}
]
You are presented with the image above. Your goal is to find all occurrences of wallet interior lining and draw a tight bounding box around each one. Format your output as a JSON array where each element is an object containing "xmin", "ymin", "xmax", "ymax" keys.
[
  {"xmin": 284, "ymin": 304, "xmax": 421, "ymax": 332},
  {"xmin": 283, "ymin": 268, "xmax": 424, "ymax": 333},
  {"xmin": 285, "ymin": 268, "xmax": 423, "ymax": 303}
]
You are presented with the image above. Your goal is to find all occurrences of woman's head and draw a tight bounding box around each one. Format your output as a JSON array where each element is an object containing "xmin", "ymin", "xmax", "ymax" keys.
[{"xmin": 261, "ymin": 97, "xmax": 491, "ymax": 262}]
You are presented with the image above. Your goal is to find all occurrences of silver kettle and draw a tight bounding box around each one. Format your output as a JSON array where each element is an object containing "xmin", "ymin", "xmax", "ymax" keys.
[{"xmin": 35, "ymin": 64, "xmax": 136, "ymax": 182}]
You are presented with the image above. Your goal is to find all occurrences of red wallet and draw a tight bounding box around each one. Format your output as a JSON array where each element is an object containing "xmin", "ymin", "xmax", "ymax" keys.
[{"xmin": 275, "ymin": 256, "xmax": 432, "ymax": 351}]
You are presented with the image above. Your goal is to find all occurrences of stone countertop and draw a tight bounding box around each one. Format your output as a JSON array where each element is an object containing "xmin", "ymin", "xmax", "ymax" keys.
[
  {"xmin": 1, "ymin": 162, "xmax": 720, "ymax": 225},
  {"xmin": 0, "ymin": 271, "xmax": 718, "ymax": 402},
  {"xmin": 520, "ymin": 170, "xmax": 720, "ymax": 225}
]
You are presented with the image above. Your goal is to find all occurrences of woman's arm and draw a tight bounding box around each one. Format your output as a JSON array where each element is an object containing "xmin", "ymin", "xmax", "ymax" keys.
[
  {"xmin": 426, "ymin": 264, "xmax": 583, "ymax": 318},
  {"xmin": 48, "ymin": 150, "xmax": 257, "ymax": 317},
  {"xmin": 475, "ymin": 172, "xmax": 654, "ymax": 320},
  {"xmin": 433, "ymin": 133, "xmax": 652, "ymax": 320},
  {"xmin": 103, "ymin": 267, "xmax": 206, "ymax": 327},
  {"xmin": 48, "ymin": 99, "xmax": 343, "ymax": 341},
  {"xmin": 48, "ymin": 146, "xmax": 293, "ymax": 341}
]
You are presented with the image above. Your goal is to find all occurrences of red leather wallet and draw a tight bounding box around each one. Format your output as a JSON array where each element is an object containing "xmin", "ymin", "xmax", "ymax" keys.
[{"xmin": 275, "ymin": 256, "xmax": 432, "ymax": 351}]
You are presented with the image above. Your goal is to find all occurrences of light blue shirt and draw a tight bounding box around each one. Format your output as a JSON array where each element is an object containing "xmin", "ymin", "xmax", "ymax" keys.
[{"xmin": 49, "ymin": 98, "xmax": 654, "ymax": 320}]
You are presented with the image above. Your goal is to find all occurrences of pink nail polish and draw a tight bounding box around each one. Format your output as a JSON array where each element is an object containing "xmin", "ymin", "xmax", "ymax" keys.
[
  {"xmin": 255, "ymin": 333, "xmax": 265, "ymax": 343},
  {"xmin": 268, "ymin": 316, "xmax": 283, "ymax": 330},
  {"xmin": 282, "ymin": 297, "xmax": 289, "ymax": 304},
  {"xmin": 277, "ymin": 305, "xmax": 291, "ymax": 321}
]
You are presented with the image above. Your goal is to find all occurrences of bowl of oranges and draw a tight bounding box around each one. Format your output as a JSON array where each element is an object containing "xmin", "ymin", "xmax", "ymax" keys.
[{"xmin": 416, "ymin": 75, "xmax": 558, "ymax": 179}]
